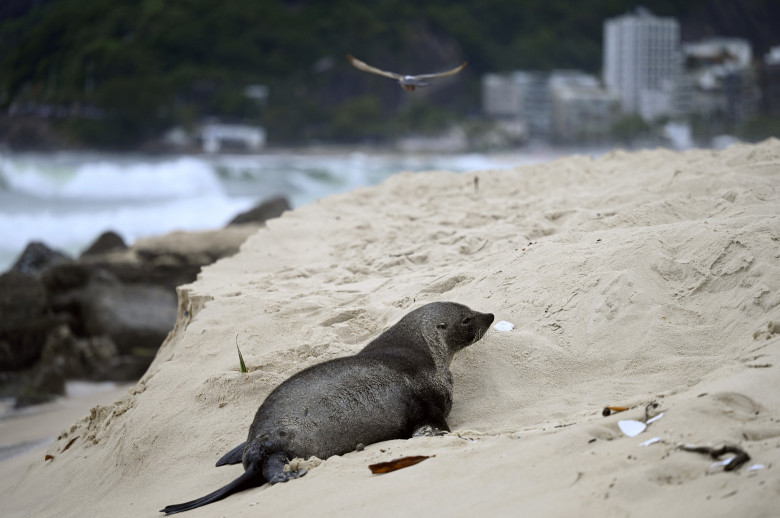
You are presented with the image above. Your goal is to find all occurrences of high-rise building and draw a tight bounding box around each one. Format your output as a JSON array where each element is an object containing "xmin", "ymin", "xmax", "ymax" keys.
[{"xmin": 603, "ymin": 7, "xmax": 680, "ymax": 117}]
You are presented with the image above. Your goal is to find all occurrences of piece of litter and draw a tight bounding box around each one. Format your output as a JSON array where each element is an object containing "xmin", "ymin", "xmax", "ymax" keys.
[
  {"xmin": 639, "ymin": 437, "xmax": 662, "ymax": 447},
  {"xmin": 618, "ymin": 420, "xmax": 647, "ymax": 437},
  {"xmin": 711, "ymin": 457, "xmax": 735, "ymax": 469},
  {"xmin": 646, "ymin": 412, "xmax": 664, "ymax": 424},
  {"xmin": 747, "ymin": 464, "xmax": 765, "ymax": 472},
  {"xmin": 494, "ymin": 321, "xmax": 515, "ymax": 332},
  {"xmin": 679, "ymin": 443, "xmax": 751, "ymax": 472},
  {"xmin": 644, "ymin": 401, "xmax": 660, "ymax": 421},
  {"xmin": 369, "ymin": 455, "xmax": 431, "ymax": 474},
  {"xmin": 602, "ymin": 405, "xmax": 630, "ymax": 416}
]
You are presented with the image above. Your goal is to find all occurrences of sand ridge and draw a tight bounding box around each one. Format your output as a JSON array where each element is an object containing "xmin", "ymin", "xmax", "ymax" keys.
[{"xmin": 3, "ymin": 140, "xmax": 779, "ymax": 517}]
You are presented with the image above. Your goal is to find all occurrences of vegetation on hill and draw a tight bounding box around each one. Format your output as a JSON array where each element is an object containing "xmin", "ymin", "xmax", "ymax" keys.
[{"xmin": 1, "ymin": 0, "xmax": 778, "ymax": 148}]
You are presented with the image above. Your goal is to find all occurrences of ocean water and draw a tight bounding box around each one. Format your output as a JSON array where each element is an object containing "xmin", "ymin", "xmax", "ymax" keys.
[{"xmin": 0, "ymin": 149, "xmax": 565, "ymax": 272}]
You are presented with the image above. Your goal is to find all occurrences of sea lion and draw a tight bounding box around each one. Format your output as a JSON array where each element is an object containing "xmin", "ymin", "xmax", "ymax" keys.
[{"xmin": 161, "ymin": 301, "xmax": 494, "ymax": 514}]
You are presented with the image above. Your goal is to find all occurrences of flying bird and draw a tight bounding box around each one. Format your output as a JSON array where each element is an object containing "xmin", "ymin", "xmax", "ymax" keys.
[{"xmin": 347, "ymin": 55, "xmax": 467, "ymax": 91}]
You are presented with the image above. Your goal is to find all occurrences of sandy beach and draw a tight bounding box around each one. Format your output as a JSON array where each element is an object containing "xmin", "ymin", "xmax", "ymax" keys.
[
  {"xmin": 0, "ymin": 382, "xmax": 134, "ymax": 494},
  {"xmin": 2, "ymin": 140, "xmax": 779, "ymax": 517}
]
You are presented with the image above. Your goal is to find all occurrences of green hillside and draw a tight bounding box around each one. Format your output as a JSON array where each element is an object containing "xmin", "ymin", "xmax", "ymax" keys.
[{"xmin": 1, "ymin": 0, "xmax": 777, "ymax": 147}]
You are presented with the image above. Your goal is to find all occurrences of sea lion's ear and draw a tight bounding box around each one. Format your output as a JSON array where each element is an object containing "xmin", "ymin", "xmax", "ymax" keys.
[{"xmin": 436, "ymin": 322, "xmax": 447, "ymax": 330}]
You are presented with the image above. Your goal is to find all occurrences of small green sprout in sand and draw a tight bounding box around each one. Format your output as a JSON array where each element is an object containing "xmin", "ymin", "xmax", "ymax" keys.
[{"xmin": 236, "ymin": 337, "xmax": 248, "ymax": 373}]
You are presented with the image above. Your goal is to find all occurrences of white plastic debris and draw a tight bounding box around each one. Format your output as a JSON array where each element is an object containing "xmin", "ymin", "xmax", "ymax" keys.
[
  {"xmin": 747, "ymin": 464, "xmax": 765, "ymax": 472},
  {"xmin": 646, "ymin": 412, "xmax": 664, "ymax": 424},
  {"xmin": 711, "ymin": 457, "xmax": 736, "ymax": 469},
  {"xmin": 494, "ymin": 321, "xmax": 515, "ymax": 332},
  {"xmin": 639, "ymin": 437, "xmax": 662, "ymax": 447},
  {"xmin": 618, "ymin": 420, "xmax": 647, "ymax": 437}
]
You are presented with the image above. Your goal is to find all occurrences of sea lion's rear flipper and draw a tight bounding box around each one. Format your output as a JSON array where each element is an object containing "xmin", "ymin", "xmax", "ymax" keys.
[
  {"xmin": 160, "ymin": 462, "xmax": 262, "ymax": 515},
  {"xmin": 215, "ymin": 442, "xmax": 247, "ymax": 466}
]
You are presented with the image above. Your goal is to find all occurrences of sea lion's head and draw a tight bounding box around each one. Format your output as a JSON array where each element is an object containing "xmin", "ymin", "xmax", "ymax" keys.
[
  {"xmin": 433, "ymin": 303, "xmax": 494, "ymax": 352},
  {"xmin": 410, "ymin": 302, "xmax": 493, "ymax": 364}
]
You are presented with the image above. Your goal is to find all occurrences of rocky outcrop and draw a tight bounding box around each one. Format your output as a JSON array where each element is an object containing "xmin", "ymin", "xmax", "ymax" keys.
[
  {"xmin": 0, "ymin": 269, "xmax": 64, "ymax": 371},
  {"xmin": 80, "ymin": 230, "xmax": 127, "ymax": 257},
  {"xmin": 11, "ymin": 241, "xmax": 71, "ymax": 274},
  {"xmin": 0, "ymin": 221, "xmax": 268, "ymax": 406},
  {"xmin": 227, "ymin": 195, "xmax": 290, "ymax": 225},
  {"xmin": 82, "ymin": 280, "xmax": 176, "ymax": 354}
]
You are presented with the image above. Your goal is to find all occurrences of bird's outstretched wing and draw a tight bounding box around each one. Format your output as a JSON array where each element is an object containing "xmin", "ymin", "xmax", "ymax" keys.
[
  {"xmin": 347, "ymin": 55, "xmax": 403, "ymax": 80},
  {"xmin": 414, "ymin": 62, "xmax": 468, "ymax": 80}
]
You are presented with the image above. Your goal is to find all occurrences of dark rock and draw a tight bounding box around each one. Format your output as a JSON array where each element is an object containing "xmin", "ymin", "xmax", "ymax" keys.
[
  {"xmin": 228, "ymin": 195, "xmax": 290, "ymax": 225},
  {"xmin": 10, "ymin": 241, "xmax": 71, "ymax": 274},
  {"xmin": 40, "ymin": 325, "xmax": 119, "ymax": 380},
  {"xmin": 77, "ymin": 253, "xmax": 169, "ymax": 288},
  {"xmin": 122, "ymin": 251, "xmax": 203, "ymax": 290},
  {"xmin": 106, "ymin": 352, "xmax": 159, "ymax": 381},
  {"xmin": 77, "ymin": 277, "xmax": 177, "ymax": 355},
  {"xmin": 14, "ymin": 362, "xmax": 66, "ymax": 407},
  {"xmin": 80, "ymin": 231, "xmax": 127, "ymax": 257},
  {"xmin": 2, "ymin": 224, "xmax": 258, "ymax": 405},
  {"xmin": 85, "ymin": 226, "xmax": 262, "ymax": 290},
  {"xmin": 30, "ymin": 362, "xmax": 66, "ymax": 396},
  {"xmin": 0, "ymin": 270, "xmax": 47, "ymax": 321},
  {"xmin": 0, "ymin": 270, "xmax": 62, "ymax": 370},
  {"xmin": 41, "ymin": 262, "xmax": 92, "ymax": 295}
]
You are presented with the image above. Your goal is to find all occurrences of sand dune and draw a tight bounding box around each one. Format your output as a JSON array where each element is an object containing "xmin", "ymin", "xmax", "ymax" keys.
[{"xmin": 3, "ymin": 140, "xmax": 779, "ymax": 517}]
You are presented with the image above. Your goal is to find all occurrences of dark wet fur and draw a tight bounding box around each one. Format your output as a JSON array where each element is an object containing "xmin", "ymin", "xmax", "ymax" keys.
[{"xmin": 161, "ymin": 302, "xmax": 493, "ymax": 514}]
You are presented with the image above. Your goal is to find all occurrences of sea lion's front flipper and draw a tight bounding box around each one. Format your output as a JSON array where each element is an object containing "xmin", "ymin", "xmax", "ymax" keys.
[
  {"xmin": 160, "ymin": 462, "xmax": 262, "ymax": 515},
  {"xmin": 215, "ymin": 442, "xmax": 247, "ymax": 466},
  {"xmin": 411, "ymin": 422, "xmax": 450, "ymax": 437},
  {"xmin": 263, "ymin": 451, "xmax": 307, "ymax": 484}
]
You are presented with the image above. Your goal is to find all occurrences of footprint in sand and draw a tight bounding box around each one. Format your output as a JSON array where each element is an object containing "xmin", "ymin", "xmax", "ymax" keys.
[
  {"xmin": 420, "ymin": 274, "xmax": 472, "ymax": 295},
  {"xmin": 319, "ymin": 309, "xmax": 363, "ymax": 327}
]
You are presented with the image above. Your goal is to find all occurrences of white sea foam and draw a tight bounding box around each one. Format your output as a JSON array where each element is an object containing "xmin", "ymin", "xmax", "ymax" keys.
[
  {"xmin": 0, "ymin": 155, "xmax": 222, "ymax": 200},
  {"xmin": 0, "ymin": 195, "xmax": 255, "ymax": 261}
]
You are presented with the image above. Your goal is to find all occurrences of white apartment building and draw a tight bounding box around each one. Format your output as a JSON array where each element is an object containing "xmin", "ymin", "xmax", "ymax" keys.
[
  {"xmin": 603, "ymin": 7, "xmax": 680, "ymax": 117},
  {"xmin": 483, "ymin": 70, "xmax": 620, "ymax": 142},
  {"xmin": 481, "ymin": 71, "xmax": 551, "ymax": 136},
  {"xmin": 681, "ymin": 37, "xmax": 758, "ymax": 122},
  {"xmin": 482, "ymin": 73, "xmax": 524, "ymax": 117},
  {"xmin": 549, "ymin": 71, "xmax": 620, "ymax": 141}
]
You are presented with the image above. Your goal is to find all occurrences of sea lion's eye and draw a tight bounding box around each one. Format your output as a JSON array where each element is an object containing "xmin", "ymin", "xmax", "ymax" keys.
[{"xmin": 461, "ymin": 317, "xmax": 471, "ymax": 326}]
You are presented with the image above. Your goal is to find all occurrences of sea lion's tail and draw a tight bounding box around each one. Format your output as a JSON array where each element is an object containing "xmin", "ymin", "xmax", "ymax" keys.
[{"xmin": 159, "ymin": 461, "xmax": 262, "ymax": 515}]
